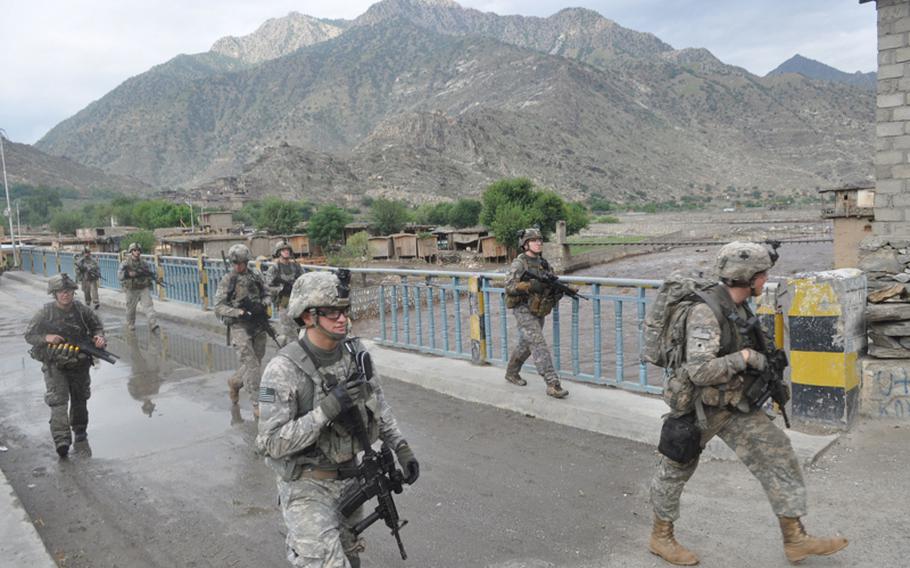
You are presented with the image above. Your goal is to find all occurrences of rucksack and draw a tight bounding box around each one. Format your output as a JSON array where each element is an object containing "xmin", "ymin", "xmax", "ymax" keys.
[{"xmin": 642, "ymin": 274, "xmax": 731, "ymax": 414}]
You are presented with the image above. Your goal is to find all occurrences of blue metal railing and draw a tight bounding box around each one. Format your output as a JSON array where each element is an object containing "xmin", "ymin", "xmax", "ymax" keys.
[{"xmin": 17, "ymin": 247, "xmax": 663, "ymax": 395}]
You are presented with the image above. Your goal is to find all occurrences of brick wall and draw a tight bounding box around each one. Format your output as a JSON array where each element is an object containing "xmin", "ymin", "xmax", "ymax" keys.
[{"xmin": 873, "ymin": 1, "xmax": 910, "ymax": 234}]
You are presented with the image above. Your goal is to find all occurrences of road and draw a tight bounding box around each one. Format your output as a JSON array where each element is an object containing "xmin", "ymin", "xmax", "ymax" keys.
[{"xmin": 0, "ymin": 272, "xmax": 905, "ymax": 568}]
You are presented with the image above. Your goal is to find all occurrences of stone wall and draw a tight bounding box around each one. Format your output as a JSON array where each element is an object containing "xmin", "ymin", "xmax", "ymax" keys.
[
  {"xmin": 873, "ymin": 0, "xmax": 910, "ymax": 235},
  {"xmin": 859, "ymin": 236, "xmax": 910, "ymax": 356}
]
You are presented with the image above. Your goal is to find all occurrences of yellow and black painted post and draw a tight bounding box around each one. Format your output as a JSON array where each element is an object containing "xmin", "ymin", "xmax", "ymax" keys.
[
  {"xmin": 786, "ymin": 270, "xmax": 866, "ymax": 427},
  {"xmin": 469, "ymin": 276, "xmax": 487, "ymax": 365}
]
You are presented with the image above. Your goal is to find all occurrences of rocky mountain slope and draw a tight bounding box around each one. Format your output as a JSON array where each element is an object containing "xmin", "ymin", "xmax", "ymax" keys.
[
  {"xmin": 1, "ymin": 139, "xmax": 151, "ymax": 196},
  {"xmin": 35, "ymin": 0, "xmax": 874, "ymax": 204}
]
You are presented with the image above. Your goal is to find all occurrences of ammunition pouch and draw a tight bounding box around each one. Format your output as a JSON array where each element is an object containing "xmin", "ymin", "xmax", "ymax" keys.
[
  {"xmin": 33, "ymin": 343, "xmax": 92, "ymax": 370},
  {"xmin": 662, "ymin": 368, "xmax": 697, "ymax": 415},
  {"xmin": 528, "ymin": 292, "xmax": 556, "ymax": 317},
  {"xmin": 658, "ymin": 412, "xmax": 702, "ymax": 464},
  {"xmin": 505, "ymin": 293, "xmax": 523, "ymax": 309}
]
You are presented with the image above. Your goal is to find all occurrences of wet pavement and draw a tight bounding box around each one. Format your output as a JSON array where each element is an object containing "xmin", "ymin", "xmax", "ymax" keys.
[{"xmin": 1, "ymin": 269, "xmax": 906, "ymax": 568}]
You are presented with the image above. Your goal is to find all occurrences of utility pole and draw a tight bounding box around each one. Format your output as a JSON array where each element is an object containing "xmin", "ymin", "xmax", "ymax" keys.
[
  {"xmin": 15, "ymin": 199, "xmax": 22, "ymax": 248},
  {"xmin": 0, "ymin": 128, "xmax": 18, "ymax": 267},
  {"xmin": 185, "ymin": 200, "xmax": 195, "ymax": 233}
]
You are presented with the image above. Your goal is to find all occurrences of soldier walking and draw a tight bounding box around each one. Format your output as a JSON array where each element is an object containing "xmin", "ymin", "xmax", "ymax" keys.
[
  {"xmin": 502, "ymin": 227, "xmax": 569, "ymax": 398},
  {"xmin": 117, "ymin": 242, "xmax": 160, "ymax": 332},
  {"xmin": 214, "ymin": 244, "xmax": 271, "ymax": 417},
  {"xmin": 257, "ymin": 270, "xmax": 419, "ymax": 568},
  {"xmin": 266, "ymin": 241, "xmax": 304, "ymax": 346},
  {"xmin": 24, "ymin": 274, "xmax": 107, "ymax": 458},
  {"xmin": 647, "ymin": 242, "xmax": 848, "ymax": 565},
  {"xmin": 75, "ymin": 246, "xmax": 101, "ymax": 309}
]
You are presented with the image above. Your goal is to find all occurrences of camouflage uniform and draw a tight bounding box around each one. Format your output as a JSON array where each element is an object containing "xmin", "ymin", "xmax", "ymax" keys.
[
  {"xmin": 257, "ymin": 270, "xmax": 416, "ymax": 568},
  {"xmin": 75, "ymin": 252, "xmax": 101, "ymax": 308},
  {"xmin": 503, "ymin": 252, "xmax": 560, "ymax": 387},
  {"xmin": 214, "ymin": 266, "xmax": 270, "ymax": 410},
  {"xmin": 117, "ymin": 256, "xmax": 159, "ymax": 330},
  {"xmin": 266, "ymin": 260, "xmax": 304, "ymax": 346},
  {"xmin": 24, "ymin": 298, "xmax": 104, "ymax": 450},
  {"xmin": 649, "ymin": 292, "xmax": 806, "ymax": 522}
]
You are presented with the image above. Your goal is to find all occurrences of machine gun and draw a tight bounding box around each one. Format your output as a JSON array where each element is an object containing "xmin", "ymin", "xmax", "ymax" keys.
[
  {"xmin": 337, "ymin": 347, "xmax": 410, "ymax": 560},
  {"xmin": 729, "ymin": 311, "xmax": 791, "ymax": 428},
  {"xmin": 521, "ymin": 267, "xmax": 588, "ymax": 301}
]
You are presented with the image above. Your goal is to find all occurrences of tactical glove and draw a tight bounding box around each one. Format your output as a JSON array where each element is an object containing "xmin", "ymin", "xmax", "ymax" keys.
[
  {"xmin": 395, "ymin": 443, "xmax": 420, "ymax": 485},
  {"xmin": 745, "ymin": 349, "xmax": 767, "ymax": 371},
  {"xmin": 319, "ymin": 382, "xmax": 357, "ymax": 421}
]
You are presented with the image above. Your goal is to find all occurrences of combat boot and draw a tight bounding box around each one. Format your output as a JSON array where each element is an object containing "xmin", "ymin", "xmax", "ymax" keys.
[
  {"xmin": 56, "ymin": 444, "xmax": 70, "ymax": 458},
  {"xmin": 648, "ymin": 515, "xmax": 699, "ymax": 566},
  {"xmin": 504, "ymin": 371, "xmax": 527, "ymax": 386},
  {"xmin": 546, "ymin": 380, "xmax": 568, "ymax": 399},
  {"xmin": 227, "ymin": 377, "xmax": 242, "ymax": 405},
  {"xmin": 778, "ymin": 517, "xmax": 848, "ymax": 564}
]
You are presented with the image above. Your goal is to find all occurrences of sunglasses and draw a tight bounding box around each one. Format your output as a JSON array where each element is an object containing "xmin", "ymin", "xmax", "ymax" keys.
[{"xmin": 316, "ymin": 307, "xmax": 351, "ymax": 320}]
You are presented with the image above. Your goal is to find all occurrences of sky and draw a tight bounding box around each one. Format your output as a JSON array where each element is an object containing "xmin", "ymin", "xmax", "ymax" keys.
[{"xmin": 0, "ymin": 0, "xmax": 878, "ymax": 145}]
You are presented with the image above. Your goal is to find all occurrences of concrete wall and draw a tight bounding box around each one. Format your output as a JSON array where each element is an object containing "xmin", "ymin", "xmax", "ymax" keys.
[
  {"xmin": 872, "ymin": 0, "xmax": 910, "ymax": 235},
  {"xmin": 834, "ymin": 217, "xmax": 874, "ymax": 268},
  {"xmin": 861, "ymin": 359, "xmax": 910, "ymax": 419}
]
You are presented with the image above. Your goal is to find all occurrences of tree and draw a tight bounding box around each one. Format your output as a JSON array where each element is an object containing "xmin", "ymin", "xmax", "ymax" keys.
[
  {"xmin": 370, "ymin": 198, "xmax": 411, "ymax": 235},
  {"xmin": 564, "ymin": 202, "xmax": 591, "ymax": 235},
  {"xmin": 49, "ymin": 210, "xmax": 85, "ymax": 236},
  {"xmin": 489, "ymin": 202, "xmax": 533, "ymax": 249},
  {"xmin": 480, "ymin": 177, "xmax": 535, "ymax": 227},
  {"xmin": 447, "ymin": 199, "xmax": 482, "ymax": 228},
  {"xmin": 528, "ymin": 191, "xmax": 566, "ymax": 235},
  {"xmin": 122, "ymin": 230, "xmax": 156, "ymax": 254},
  {"xmin": 256, "ymin": 197, "xmax": 306, "ymax": 234},
  {"xmin": 132, "ymin": 200, "xmax": 192, "ymax": 229},
  {"xmin": 308, "ymin": 205, "xmax": 353, "ymax": 248}
]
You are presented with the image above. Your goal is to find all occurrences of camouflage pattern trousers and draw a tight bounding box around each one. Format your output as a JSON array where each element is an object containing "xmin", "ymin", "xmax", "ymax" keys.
[
  {"xmin": 277, "ymin": 476, "xmax": 365, "ymax": 568},
  {"xmin": 42, "ymin": 363, "xmax": 91, "ymax": 447},
  {"xmin": 650, "ymin": 408, "xmax": 807, "ymax": 522},
  {"xmin": 125, "ymin": 287, "xmax": 158, "ymax": 329},
  {"xmin": 81, "ymin": 278, "xmax": 100, "ymax": 307},
  {"xmin": 230, "ymin": 326, "xmax": 267, "ymax": 408},
  {"xmin": 507, "ymin": 304, "xmax": 559, "ymax": 384}
]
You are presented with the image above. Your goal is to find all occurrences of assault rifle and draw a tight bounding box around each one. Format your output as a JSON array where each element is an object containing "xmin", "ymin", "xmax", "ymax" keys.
[
  {"xmin": 337, "ymin": 347, "xmax": 409, "ymax": 560},
  {"xmin": 238, "ymin": 297, "xmax": 281, "ymax": 348},
  {"xmin": 521, "ymin": 267, "xmax": 588, "ymax": 301},
  {"xmin": 127, "ymin": 261, "xmax": 167, "ymax": 287},
  {"xmin": 729, "ymin": 311, "xmax": 791, "ymax": 428},
  {"xmin": 57, "ymin": 321, "xmax": 119, "ymax": 364}
]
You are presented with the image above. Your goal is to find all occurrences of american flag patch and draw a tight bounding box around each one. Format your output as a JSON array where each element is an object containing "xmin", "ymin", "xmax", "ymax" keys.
[{"xmin": 259, "ymin": 387, "xmax": 276, "ymax": 403}]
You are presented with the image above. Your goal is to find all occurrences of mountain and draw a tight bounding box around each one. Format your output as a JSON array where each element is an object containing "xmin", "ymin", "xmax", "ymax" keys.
[
  {"xmin": 1, "ymin": 139, "xmax": 152, "ymax": 196},
  {"xmin": 766, "ymin": 54, "xmax": 876, "ymax": 90},
  {"xmin": 35, "ymin": 0, "xmax": 874, "ymax": 204}
]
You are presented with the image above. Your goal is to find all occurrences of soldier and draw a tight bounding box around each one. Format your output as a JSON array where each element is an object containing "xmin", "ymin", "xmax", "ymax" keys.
[
  {"xmin": 214, "ymin": 244, "xmax": 271, "ymax": 417},
  {"xmin": 24, "ymin": 273, "xmax": 107, "ymax": 458},
  {"xmin": 647, "ymin": 242, "xmax": 848, "ymax": 566},
  {"xmin": 266, "ymin": 241, "xmax": 304, "ymax": 347},
  {"xmin": 257, "ymin": 271, "xmax": 419, "ymax": 568},
  {"xmin": 75, "ymin": 246, "xmax": 101, "ymax": 309},
  {"xmin": 117, "ymin": 242, "xmax": 160, "ymax": 332},
  {"xmin": 502, "ymin": 227, "xmax": 569, "ymax": 398}
]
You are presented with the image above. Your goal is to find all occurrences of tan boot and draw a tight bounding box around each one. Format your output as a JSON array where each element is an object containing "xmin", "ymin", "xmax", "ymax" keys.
[
  {"xmin": 648, "ymin": 516, "xmax": 699, "ymax": 566},
  {"xmin": 546, "ymin": 380, "xmax": 568, "ymax": 399},
  {"xmin": 505, "ymin": 372, "xmax": 527, "ymax": 386},
  {"xmin": 779, "ymin": 517, "xmax": 848, "ymax": 564},
  {"xmin": 227, "ymin": 377, "xmax": 242, "ymax": 405}
]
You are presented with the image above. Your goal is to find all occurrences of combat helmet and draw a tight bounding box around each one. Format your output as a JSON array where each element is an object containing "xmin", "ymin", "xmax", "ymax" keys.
[
  {"xmin": 714, "ymin": 241, "xmax": 775, "ymax": 286},
  {"xmin": 518, "ymin": 227, "xmax": 543, "ymax": 248},
  {"xmin": 127, "ymin": 242, "xmax": 142, "ymax": 253},
  {"xmin": 287, "ymin": 270, "xmax": 351, "ymax": 322},
  {"xmin": 47, "ymin": 273, "xmax": 79, "ymax": 295},
  {"xmin": 228, "ymin": 244, "xmax": 252, "ymax": 264},
  {"xmin": 272, "ymin": 241, "xmax": 293, "ymax": 258}
]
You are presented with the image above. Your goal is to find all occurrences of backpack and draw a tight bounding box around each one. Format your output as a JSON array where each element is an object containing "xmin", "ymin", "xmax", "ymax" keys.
[{"xmin": 642, "ymin": 274, "xmax": 731, "ymax": 415}]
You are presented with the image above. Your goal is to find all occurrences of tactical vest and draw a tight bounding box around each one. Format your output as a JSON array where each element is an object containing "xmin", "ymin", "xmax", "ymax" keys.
[
  {"xmin": 663, "ymin": 285, "xmax": 763, "ymax": 415},
  {"xmin": 265, "ymin": 338, "xmax": 381, "ymax": 480},
  {"xmin": 506, "ymin": 255, "xmax": 557, "ymax": 316},
  {"xmin": 28, "ymin": 303, "xmax": 95, "ymax": 370},
  {"xmin": 221, "ymin": 271, "xmax": 266, "ymax": 325},
  {"xmin": 122, "ymin": 259, "xmax": 153, "ymax": 290}
]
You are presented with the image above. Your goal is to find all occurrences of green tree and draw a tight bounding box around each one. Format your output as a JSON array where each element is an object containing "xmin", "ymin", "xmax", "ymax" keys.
[
  {"xmin": 20, "ymin": 186, "xmax": 64, "ymax": 225},
  {"xmin": 132, "ymin": 200, "xmax": 192, "ymax": 229},
  {"xmin": 490, "ymin": 203, "xmax": 533, "ymax": 249},
  {"xmin": 256, "ymin": 197, "xmax": 306, "ymax": 234},
  {"xmin": 308, "ymin": 205, "xmax": 353, "ymax": 248},
  {"xmin": 479, "ymin": 177, "xmax": 535, "ymax": 227},
  {"xmin": 49, "ymin": 210, "xmax": 85, "ymax": 235},
  {"xmin": 447, "ymin": 199, "xmax": 482, "ymax": 228},
  {"xmin": 370, "ymin": 198, "xmax": 411, "ymax": 235},
  {"xmin": 564, "ymin": 202, "xmax": 591, "ymax": 235},
  {"xmin": 528, "ymin": 191, "xmax": 566, "ymax": 235},
  {"xmin": 122, "ymin": 230, "xmax": 156, "ymax": 254}
]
